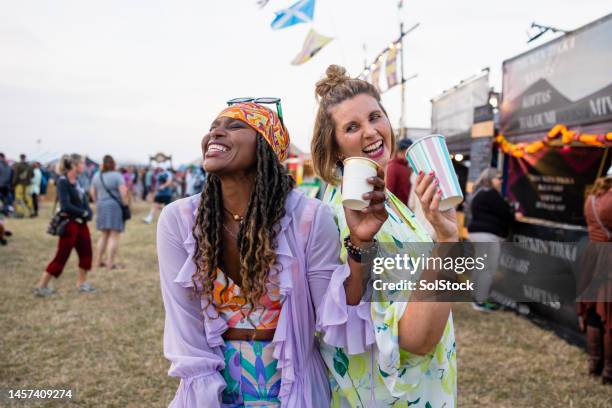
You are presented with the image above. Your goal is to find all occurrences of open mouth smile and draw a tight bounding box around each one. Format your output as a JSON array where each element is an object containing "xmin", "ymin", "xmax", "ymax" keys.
[{"xmin": 362, "ymin": 140, "xmax": 384, "ymax": 158}]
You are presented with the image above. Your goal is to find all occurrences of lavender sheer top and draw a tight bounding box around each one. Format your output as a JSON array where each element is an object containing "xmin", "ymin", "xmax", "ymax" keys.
[{"xmin": 158, "ymin": 190, "xmax": 375, "ymax": 407}]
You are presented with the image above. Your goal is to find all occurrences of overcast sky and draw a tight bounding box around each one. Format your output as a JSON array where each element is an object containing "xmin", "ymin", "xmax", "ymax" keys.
[{"xmin": 1, "ymin": 0, "xmax": 610, "ymax": 164}]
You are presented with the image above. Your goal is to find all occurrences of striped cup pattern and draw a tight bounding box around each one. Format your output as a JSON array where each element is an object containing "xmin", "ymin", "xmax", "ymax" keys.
[{"xmin": 405, "ymin": 134, "xmax": 463, "ymax": 211}]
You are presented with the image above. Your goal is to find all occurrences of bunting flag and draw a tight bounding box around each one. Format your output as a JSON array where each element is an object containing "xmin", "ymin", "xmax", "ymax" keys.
[
  {"xmin": 271, "ymin": 0, "xmax": 316, "ymax": 30},
  {"xmin": 370, "ymin": 62, "xmax": 381, "ymax": 92},
  {"xmin": 291, "ymin": 28, "xmax": 333, "ymax": 65},
  {"xmin": 386, "ymin": 46, "xmax": 399, "ymax": 88}
]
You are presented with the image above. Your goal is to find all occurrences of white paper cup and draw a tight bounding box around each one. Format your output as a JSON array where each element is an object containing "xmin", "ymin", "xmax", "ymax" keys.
[
  {"xmin": 405, "ymin": 134, "xmax": 463, "ymax": 211},
  {"xmin": 342, "ymin": 157, "xmax": 379, "ymax": 210}
]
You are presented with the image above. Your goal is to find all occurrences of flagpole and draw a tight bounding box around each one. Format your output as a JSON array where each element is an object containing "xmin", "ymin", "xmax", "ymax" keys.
[
  {"xmin": 362, "ymin": 43, "xmax": 368, "ymax": 70},
  {"xmin": 399, "ymin": 22, "xmax": 406, "ymax": 138},
  {"xmin": 358, "ymin": 23, "xmax": 418, "ymax": 80}
]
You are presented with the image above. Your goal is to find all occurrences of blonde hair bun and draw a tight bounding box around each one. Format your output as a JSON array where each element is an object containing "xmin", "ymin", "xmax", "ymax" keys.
[
  {"xmin": 57, "ymin": 153, "xmax": 83, "ymax": 175},
  {"xmin": 315, "ymin": 64, "xmax": 350, "ymax": 100}
]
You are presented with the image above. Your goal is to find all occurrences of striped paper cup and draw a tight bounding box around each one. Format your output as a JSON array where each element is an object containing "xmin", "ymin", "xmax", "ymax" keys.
[{"xmin": 405, "ymin": 134, "xmax": 463, "ymax": 211}]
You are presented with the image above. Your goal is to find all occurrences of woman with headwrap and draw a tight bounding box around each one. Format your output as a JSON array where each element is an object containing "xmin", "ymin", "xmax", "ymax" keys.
[{"xmin": 158, "ymin": 101, "xmax": 381, "ymax": 407}]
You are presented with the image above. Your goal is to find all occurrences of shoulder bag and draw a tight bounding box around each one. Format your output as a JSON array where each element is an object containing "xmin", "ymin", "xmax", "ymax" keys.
[
  {"xmin": 47, "ymin": 180, "xmax": 70, "ymax": 236},
  {"xmin": 100, "ymin": 172, "xmax": 131, "ymax": 221}
]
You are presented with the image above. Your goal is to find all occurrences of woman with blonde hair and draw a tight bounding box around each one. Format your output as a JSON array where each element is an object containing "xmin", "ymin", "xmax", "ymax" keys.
[
  {"xmin": 34, "ymin": 154, "xmax": 96, "ymax": 297},
  {"xmin": 311, "ymin": 65, "xmax": 456, "ymax": 407}
]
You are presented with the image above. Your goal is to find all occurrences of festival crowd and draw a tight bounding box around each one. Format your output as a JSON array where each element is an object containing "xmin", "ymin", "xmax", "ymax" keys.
[{"xmin": 1, "ymin": 64, "xmax": 610, "ymax": 407}]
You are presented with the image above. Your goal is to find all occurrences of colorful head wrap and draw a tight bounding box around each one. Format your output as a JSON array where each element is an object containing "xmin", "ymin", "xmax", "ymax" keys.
[{"xmin": 217, "ymin": 102, "xmax": 289, "ymax": 162}]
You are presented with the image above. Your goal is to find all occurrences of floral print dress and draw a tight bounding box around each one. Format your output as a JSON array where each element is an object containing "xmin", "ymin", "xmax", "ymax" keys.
[{"xmin": 320, "ymin": 185, "xmax": 457, "ymax": 408}]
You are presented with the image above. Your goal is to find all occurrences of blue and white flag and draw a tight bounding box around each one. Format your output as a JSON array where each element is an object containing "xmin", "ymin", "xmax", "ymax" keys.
[{"xmin": 270, "ymin": 0, "xmax": 316, "ymax": 30}]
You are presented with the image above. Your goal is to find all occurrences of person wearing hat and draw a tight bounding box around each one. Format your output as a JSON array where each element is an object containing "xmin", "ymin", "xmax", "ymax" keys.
[
  {"xmin": 157, "ymin": 100, "xmax": 381, "ymax": 406},
  {"xmin": 386, "ymin": 137, "xmax": 413, "ymax": 206}
]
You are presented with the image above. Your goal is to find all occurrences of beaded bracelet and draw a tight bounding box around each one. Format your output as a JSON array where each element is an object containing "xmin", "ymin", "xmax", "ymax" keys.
[{"xmin": 343, "ymin": 235, "xmax": 378, "ymax": 263}]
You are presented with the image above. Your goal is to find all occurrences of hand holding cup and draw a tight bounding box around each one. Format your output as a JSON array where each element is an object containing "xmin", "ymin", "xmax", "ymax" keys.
[
  {"xmin": 414, "ymin": 170, "xmax": 458, "ymax": 242},
  {"xmin": 342, "ymin": 160, "xmax": 388, "ymax": 245}
]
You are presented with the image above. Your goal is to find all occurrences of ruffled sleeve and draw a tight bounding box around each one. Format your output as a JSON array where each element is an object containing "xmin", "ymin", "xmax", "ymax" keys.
[
  {"xmin": 308, "ymin": 202, "xmax": 375, "ymax": 355},
  {"xmin": 157, "ymin": 202, "xmax": 226, "ymax": 407}
]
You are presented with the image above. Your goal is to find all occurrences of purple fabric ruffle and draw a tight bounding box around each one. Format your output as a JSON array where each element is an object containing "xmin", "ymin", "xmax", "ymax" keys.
[{"xmin": 316, "ymin": 263, "xmax": 375, "ymax": 355}]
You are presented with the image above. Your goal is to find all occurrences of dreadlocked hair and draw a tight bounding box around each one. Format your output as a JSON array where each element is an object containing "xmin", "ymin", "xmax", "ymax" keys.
[{"xmin": 191, "ymin": 136, "xmax": 295, "ymax": 323}]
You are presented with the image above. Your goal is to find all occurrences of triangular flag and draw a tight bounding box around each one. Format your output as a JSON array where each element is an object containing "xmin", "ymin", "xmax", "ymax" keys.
[
  {"xmin": 271, "ymin": 0, "xmax": 316, "ymax": 30},
  {"xmin": 370, "ymin": 62, "xmax": 381, "ymax": 92},
  {"xmin": 386, "ymin": 46, "xmax": 399, "ymax": 89},
  {"xmin": 291, "ymin": 28, "xmax": 333, "ymax": 65}
]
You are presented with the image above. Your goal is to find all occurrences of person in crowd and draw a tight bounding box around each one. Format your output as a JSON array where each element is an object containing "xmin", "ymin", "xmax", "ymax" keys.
[
  {"xmin": 169, "ymin": 168, "xmax": 180, "ymax": 198},
  {"xmin": 120, "ymin": 167, "xmax": 134, "ymax": 205},
  {"xmin": 184, "ymin": 165, "xmax": 203, "ymax": 197},
  {"xmin": 33, "ymin": 154, "xmax": 96, "ymax": 297},
  {"xmin": 386, "ymin": 137, "xmax": 413, "ymax": 206},
  {"xmin": 0, "ymin": 153, "xmax": 12, "ymax": 214},
  {"xmin": 0, "ymin": 217, "xmax": 7, "ymax": 245},
  {"xmin": 158, "ymin": 100, "xmax": 383, "ymax": 406},
  {"xmin": 144, "ymin": 167, "xmax": 154, "ymax": 201},
  {"xmin": 77, "ymin": 161, "xmax": 93, "ymax": 202},
  {"xmin": 578, "ymin": 167, "xmax": 612, "ymax": 384},
  {"xmin": 129, "ymin": 165, "xmax": 139, "ymax": 201},
  {"xmin": 28, "ymin": 161, "xmax": 42, "ymax": 217},
  {"xmin": 311, "ymin": 64, "xmax": 456, "ymax": 407},
  {"xmin": 12, "ymin": 153, "xmax": 34, "ymax": 218},
  {"xmin": 193, "ymin": 165, "xmax": 207, "ymax": 195},
  {"xmin": 39, "ymin": 164, "xmax": 49, "ymax": 197},
  {"xmin": 143, "ymin": 167, "xmax": 173, "ymax": 224},
  {"xmin": 175, "ymin": 169, "xmax": 186, "ymax": 198},
  {"xmin": 138, "ymin": 168, "xmax": 146, "ymax": 200},
  {"xmin": 91, "ymin": 155, "xmax": 128, "ymax": 270},
  {"xmin": 467, "ymin": 167, "xmax": 515, "ymax": 312},
  {"xmin": 0, "ymin": 201, "xmax": 11, "ymax": 245}
]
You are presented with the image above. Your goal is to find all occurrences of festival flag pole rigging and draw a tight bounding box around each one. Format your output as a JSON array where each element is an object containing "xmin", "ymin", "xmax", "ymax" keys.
[{"xmin": 358, "ymin": 22, "xmax": 419, "ymax": 138}]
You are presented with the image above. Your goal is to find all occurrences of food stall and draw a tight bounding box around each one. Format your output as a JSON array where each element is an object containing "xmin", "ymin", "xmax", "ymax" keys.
[{"xmin": 492, "ymin": 13, "xmax": 612, "ymax": 332}]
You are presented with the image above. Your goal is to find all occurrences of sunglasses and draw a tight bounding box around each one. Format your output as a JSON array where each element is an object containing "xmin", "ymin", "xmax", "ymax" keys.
[{"xmin": 226, "ymin": 97, "xmax": 284, "ymax": 127}]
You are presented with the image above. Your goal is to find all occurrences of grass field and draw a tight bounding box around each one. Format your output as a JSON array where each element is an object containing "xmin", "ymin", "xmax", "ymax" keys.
[{"xmin": 1, "ymin": 200, "xmax": 610, "ymax": 407}]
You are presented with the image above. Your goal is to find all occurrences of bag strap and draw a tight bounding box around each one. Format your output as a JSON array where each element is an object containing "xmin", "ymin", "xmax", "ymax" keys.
[
  {"xmin": 52, "ymin": 176, "xmax": 65, "ymax": 215},
  {"xmin": 52, "ymin": 192, "xmax": 59, "ymax": 214},
  {"xmin": 100, "ymin": 172, "xmax": 124, "ymax": 208},
  {"xmin": 590, "ymin": 195, "xmax": 612, "ymax": 240}
]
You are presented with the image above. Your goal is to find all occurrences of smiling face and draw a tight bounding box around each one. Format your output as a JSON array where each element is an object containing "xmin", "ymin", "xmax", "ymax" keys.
[
  {"xmin": 201, "ymin": 116, "xmax": 258, "ymax": 175},
  {"xmin": 330, "ymin": 93, "xmax": 393, "ymax": 170}
]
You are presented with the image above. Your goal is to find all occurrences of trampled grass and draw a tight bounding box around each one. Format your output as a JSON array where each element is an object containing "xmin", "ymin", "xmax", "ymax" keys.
[{"xmin": 0, "ymin": 200, "xmax": 609, "ymax": 407}]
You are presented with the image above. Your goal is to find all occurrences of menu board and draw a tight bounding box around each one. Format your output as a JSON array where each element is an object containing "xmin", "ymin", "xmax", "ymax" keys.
[{"xmin": 506, "ymin": 146, "xmax": 610, "ymax": 225}]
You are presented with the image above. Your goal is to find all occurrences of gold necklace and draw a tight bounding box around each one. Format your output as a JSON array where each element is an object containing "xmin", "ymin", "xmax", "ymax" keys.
[{"xmin": 223, "ymin": 206, "xmax": 245, "ymax": 222}]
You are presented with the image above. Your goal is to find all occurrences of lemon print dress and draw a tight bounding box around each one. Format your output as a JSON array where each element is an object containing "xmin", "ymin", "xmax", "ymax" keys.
[{"xmin": 320, "ymin": 185, "xmax": 457, "ymax": 408}]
